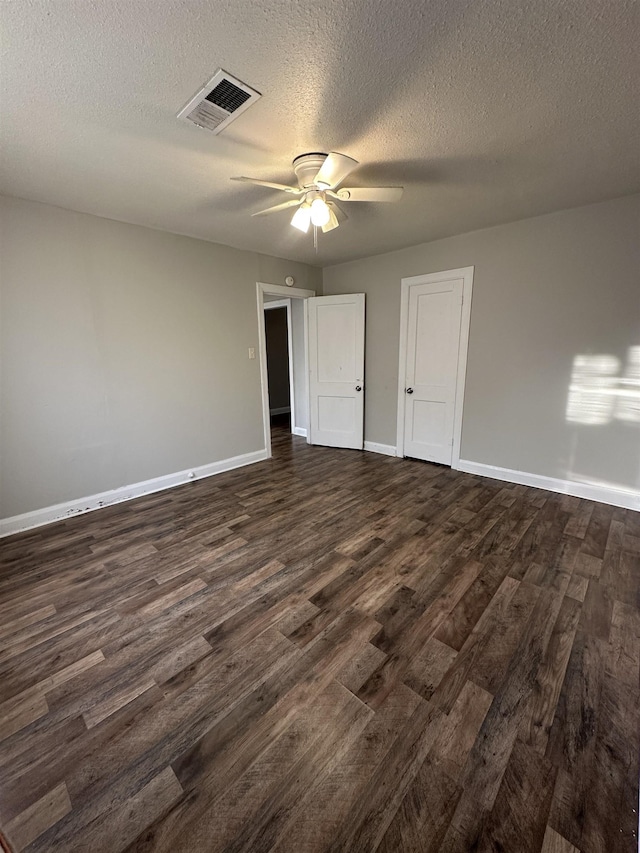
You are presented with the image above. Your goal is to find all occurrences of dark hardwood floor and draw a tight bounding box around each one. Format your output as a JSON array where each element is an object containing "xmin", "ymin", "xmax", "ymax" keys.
[{"xmin": 1, "ymin": 425, "xmax": 638, "ymax": 852}]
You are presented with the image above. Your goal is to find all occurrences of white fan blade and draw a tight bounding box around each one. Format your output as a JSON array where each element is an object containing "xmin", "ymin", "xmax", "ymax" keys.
[
  {"xmin": 328, "ymin": 201, "xmax": 348, "ymax": 222},
  {"xmin": 321, "ymin": 206, "xmax": 340, "ymax": 233},
  {"xmin": 332, "ymin": 187, "xmax": 403, "ymax": 202},
  {"xmin": 232, "ymin": 176, "xmax": 301, "ymax": 194},
  {"xmin": 252, "ymin": 198, "xmax": 303, "ymax": 217},
  {"xmin": 314, "ymin": 152, "xmax": 359, "ymax": 189}
]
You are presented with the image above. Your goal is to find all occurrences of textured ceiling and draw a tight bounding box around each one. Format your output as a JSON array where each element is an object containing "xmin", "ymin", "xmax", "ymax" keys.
[{"xmin": 1, "ymin": 0, "xmax": 639, "ymax": 266}]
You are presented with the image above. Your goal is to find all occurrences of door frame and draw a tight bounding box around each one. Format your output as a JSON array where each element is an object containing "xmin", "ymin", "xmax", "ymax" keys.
[
  {"xmin": 395, "ymin": 266, "xmax": 474, "ymax": 469},
  {"xmin": 256, "ymin": 282, "xmax": 316, "ymax": 459}
]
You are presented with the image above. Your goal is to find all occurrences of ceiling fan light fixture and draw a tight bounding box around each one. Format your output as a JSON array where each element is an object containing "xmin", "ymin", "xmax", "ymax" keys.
[
  {"xmin": 234, "ymin": 152, "xmax": 403, "ymax": 241},
  {"xmin": 321, "ymin": 206, "xmax": 340, "ymax": 233},
  {"xmin": 291, "ymin": 204, "xmax": 311, "ymax": 233},
  {"xmin": 310, "ymin": 197, "xmax": 331, "ymax": 227}
]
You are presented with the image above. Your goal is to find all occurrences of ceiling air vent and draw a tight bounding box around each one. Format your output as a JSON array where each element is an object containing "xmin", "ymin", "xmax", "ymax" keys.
[{"xmin": 177, "ymin": 69, "xmax": 261, "ymax": 135}]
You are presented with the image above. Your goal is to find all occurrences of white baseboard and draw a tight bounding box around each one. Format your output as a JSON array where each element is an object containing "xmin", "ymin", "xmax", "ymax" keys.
[
  {"xmin": 0, "ymin": 449, "xmax": 268, "ymax": 538},
  {"xmin": 270, "ymin": 406, "xmax": 291, "ymax": 416},
  {"xmin": 457, "ymin": 459, "xmax": 640, "ymax": 512},
  {"xmin": 364, "ymin": 441, "xmax": 397, "ymax": 457},
  {"xmin": 292, "ymin": 427, "xmax": 307, "ymax": 437},
  {"xmin": 6, "ymin": 448, "xmax": 634, "ymax": 539}
]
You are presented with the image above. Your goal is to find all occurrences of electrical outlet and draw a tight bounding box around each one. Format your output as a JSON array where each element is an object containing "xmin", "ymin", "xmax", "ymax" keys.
[{"xmin": 248, "ymin": 347, "xmax": 256, "ymax": 360}]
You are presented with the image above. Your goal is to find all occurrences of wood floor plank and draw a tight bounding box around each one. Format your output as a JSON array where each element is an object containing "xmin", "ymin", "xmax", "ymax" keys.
[
  {"xmin": 0, "ymin": 422, "xmax": 637, "ymax": 852},
  {"xmin": 335, "ymin": 641, "xmax": 388, "ymax": 695},
  {"xmin": 59, "ymin": 632, "xmax": 297, "ymax": 817},
  {"xmin": 4, "ymin": 781, "xmax": 71, "ymax": 851},
  {"xmin": 458, "ymin": 579, "xmax": 572, "ymax": 813},
  {"xmin": 430, "ymin": 679, "xmax": 494, "ymax": 782},
  {"xmin": 566, "ymin": 572, "xmax": 589, "ymax": 602},
  {"xmin": 434, "ymin": 557, "xmax": 511, "ymax": 651},
  {"xmin": 269, "ymin": 683, "xmax": 422, "ymax": 853},
  {"xmin": 0, "ymin": 691, "xmax": 49, "ymax": 740},
  {"xmin": 432, "ymin": 574, "xmax": 521, "ymax": 713},
  {"xmin": 357, "ymin": 557, "xmax": 484, "ymax": 710},
  {"xmin": 199, "ymin": 681, "xmax": 372, "ymax": 853},
  {"xmin": 0, "ymin": 604, "xmax": 57, "ymax": 640},
  {"xmin": 377, "ymin": 755, "xmax": 462, "ymax": 853},
  {"xmin": 546, "ymin": 628, "xmax": 605, "ymax": 776},
  {"xmin": 520, "ymin": 595, "xmax": 581, "ymax": 755},
  {"xmin": 606, "ymin": 599, "xmax": 640, "ymax": 687},
  {"xmin": 324, "ymin": 697, "xmax": 444, "ymax": 852},
  {"xmin": 28, "ymin": 767, "xmax": 184, "ymax": 853},
  {"xmin": 581, "ymin": 503, "xmax": 614, "ymax": 560},
  {"xmin": 468, "ymin": 580, "xmax": 540, "ymax": 694},
  {"xmin": 403, "ymin": 635, "xmax": 458, "ymax": 702},
  {"xmin": 541, "ymin": 826, "xmax": 581, "ymax": 852},
  {"xmin": 475, "ymin": 738, "xmax": 557, "ymax": 853},
  {"xmin": 82, "ymin": 678, "xmax": 159, "ymax": 729},
  {"xmin": 78, "ymin": 766, "xmax": 184, "ymax": 853}
]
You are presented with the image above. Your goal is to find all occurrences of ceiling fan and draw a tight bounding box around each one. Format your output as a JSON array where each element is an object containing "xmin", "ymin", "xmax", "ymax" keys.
[{"xmin": 232, "ymin": 152, "xmax": 403, "ymax": 235}]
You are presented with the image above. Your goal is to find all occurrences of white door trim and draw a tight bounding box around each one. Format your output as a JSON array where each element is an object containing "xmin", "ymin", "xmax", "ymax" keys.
[
  {"xmin": 396, "ymin": 266, "xmax": 474, "ymax": 469},
  {"xmin": 257, "ymin": 282, "xmax": 316, "ymax": 458}
]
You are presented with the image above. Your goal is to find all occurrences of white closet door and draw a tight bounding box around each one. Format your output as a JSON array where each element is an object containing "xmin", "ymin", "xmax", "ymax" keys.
[{"xmin": 402, "ymin": 279, "xmax": 463, "ymax": 464}]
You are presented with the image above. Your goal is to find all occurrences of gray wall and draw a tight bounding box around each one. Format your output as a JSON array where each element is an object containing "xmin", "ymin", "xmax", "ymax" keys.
[
  {"xmin": 323, "ymin": 195, "xmax": 640, "ymax": 493},
  {"xmin": 3, "ymin": 192, "xmax": 637, "ymax": 519},
  {"xmin": 264, "ymin": 307, "xmax": 290, "ymax": 411},
  {"xmin": 0, "ymin": 195, "xmax": 321, "ymax": 518}
]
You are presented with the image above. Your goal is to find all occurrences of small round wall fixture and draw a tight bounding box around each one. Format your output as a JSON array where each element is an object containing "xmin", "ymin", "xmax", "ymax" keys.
[{"xmin": 285, "ymin": 276, "xmax": 295, "ymax": 287}]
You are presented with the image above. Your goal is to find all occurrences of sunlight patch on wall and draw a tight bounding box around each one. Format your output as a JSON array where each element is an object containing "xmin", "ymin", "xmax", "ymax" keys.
[
  {"xmin": 616, "ymin": 345, "xmax": 640, "ymax": 424},
  {"xmin": 566, "ymin": 347, "xmax": 640, "ymax": 426}
]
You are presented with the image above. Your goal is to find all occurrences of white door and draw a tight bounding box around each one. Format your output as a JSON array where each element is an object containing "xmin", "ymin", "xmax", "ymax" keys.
[
  {"xmin": 401, "ymin": 278, "xmax": 464, "ymax": 464},
  {"xmin": 307, "ymin": 293, "xmax": 365, "ymax": 449}
]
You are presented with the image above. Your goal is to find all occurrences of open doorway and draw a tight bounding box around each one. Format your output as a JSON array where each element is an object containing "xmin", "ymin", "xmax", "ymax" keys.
[
  {"xmin": 264, "ymin": 300, "xmax": 294, "ymax": 436},
  {"xmin": 256, "ymin": 282, "xmax": 316, "ymax": 458}
]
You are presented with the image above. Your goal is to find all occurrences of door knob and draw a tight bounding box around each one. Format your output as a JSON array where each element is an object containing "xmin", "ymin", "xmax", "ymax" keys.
[
  {"xmin": 355, "ymin": 385, "xmax": 362, "ymax": 392},
  {"xmin": 406, "ymin": 387, "xmax": 414, "ymax": 394}
]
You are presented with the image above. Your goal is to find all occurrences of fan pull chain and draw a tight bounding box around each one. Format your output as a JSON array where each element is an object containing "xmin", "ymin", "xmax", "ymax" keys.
[{"xmin": 314, "ymin": 225, "xmax": 318, "ymax": 252}]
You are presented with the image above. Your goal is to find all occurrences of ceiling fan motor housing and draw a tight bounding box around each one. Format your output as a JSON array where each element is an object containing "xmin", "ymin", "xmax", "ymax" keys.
[{"xmin": 292, "ymin": 153, "xmax": 328, "ymax": 189}]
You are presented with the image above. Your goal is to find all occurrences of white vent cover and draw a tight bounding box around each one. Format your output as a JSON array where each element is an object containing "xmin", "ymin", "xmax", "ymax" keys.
[{"xmin": 177, "ymin": 69, "xmax": 261, "ymax": 135}]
